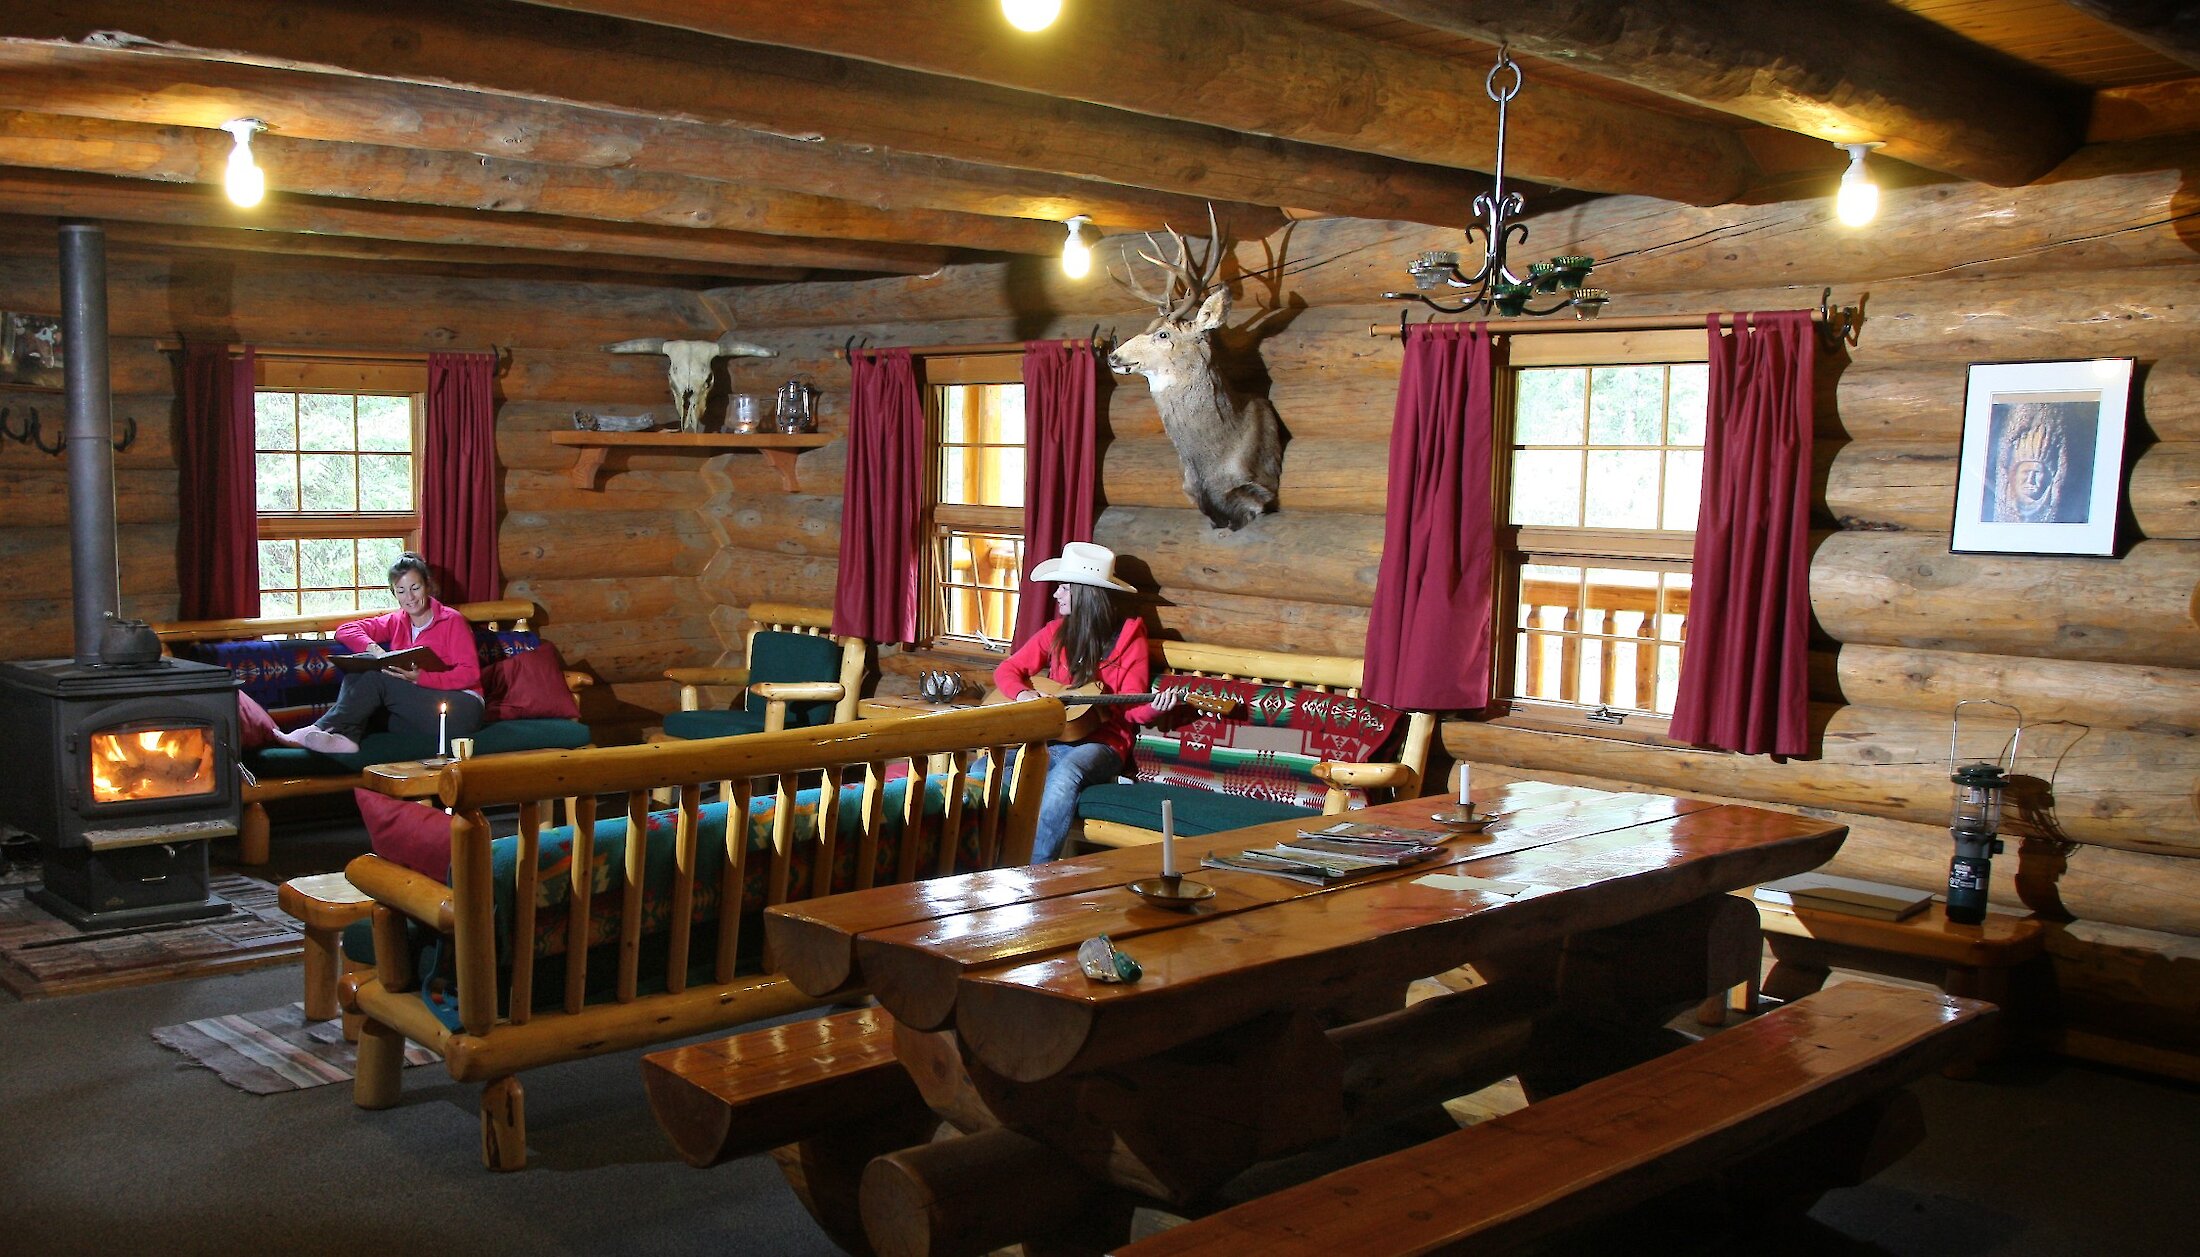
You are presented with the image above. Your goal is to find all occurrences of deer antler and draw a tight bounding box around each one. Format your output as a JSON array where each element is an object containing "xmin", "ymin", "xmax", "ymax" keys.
[{"xmin": 1112, "ymin": 204, "xmax": 1229, "ymax": 321}]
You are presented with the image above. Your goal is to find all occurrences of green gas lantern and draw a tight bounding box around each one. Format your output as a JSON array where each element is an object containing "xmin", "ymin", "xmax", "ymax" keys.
[{"xmin": 1945, "ymin": 700, "xmax": 2021, "ymax": 926}]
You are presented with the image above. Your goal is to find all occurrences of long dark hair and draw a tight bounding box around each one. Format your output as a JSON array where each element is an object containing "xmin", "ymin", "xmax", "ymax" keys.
[
  {"xmin": 388, "ymin": 552, "xmax": 438, "ymax": 599},
  {"xmin": 1055, "ymin": 583, "xmax": 1126, "ymax": 688}
]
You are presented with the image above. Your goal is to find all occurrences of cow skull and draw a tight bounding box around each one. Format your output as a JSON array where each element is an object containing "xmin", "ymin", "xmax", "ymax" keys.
[
  {"xmin": 1107, "ymin": 211, "xmax": 1283, "ymax": 530},
  {"xmin": 603, "ymin": 330, "xmax": 776, "ymax": 432}
]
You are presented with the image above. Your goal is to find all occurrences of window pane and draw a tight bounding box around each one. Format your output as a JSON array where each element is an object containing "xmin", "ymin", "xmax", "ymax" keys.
[
  {"xmin": 1588, "ymin": 366, "xmax": 1664, "ymax": 445},
  {"xmin": 1663, "ymin": 450, "xmax": 1704, "ymax": 531},
  {"xmin": 358, "ymin": 454, "xmax": 413, "ymax": 511},
  {"xmin": 357, "ymin": 537, "xmax": 406, "ymax": 582},
  {"xmin": 356, "ymin": 396, "xmax": 412, "ymax": 451},
  {"xmin": 356, "ymin": 585, "xmax": 397, "ymax": 612},
  {"xmin": 973, "ymin": 447, "xmax": 1023, "ymax": 508},
  {"xmin": 255, "ymin": 453, "xmax": 297, "ymax": 511},
  {"xmin": 299, "ymin": 538, "xmax": 357, "ymax": 591},
  {"xmin": 260, "ymin": 592, "xmax": 298, "ymax": 616},
  {"xmin": 298, "ymin": 393, "xmax": 354, "ymax": 451},
  {"xmin": 1668, "ymin": 364, "xmax": 1708, "ymax": 446},
  {"xmin": 1518, "ymin": 563, "xmax": 1580, "ymax": 629},
  {"xmin": 978, "ymin": 386, "xmax": 1025, "ymax": 445},
  {"xmin": 255, "ymin": 393, "xmax": 297, "ymax": 450},
  {"xmin": 1583, "ymin": 450, "xmax": 1661, "ymax": 528},
  {"xmin": 300, "ymin": 589, "xmax": 359, "ymax": 615},
  {"xmin": 1657, "ymin": 644, "xmax": 1683, "ymax": 714},
  {"xmin": 1660, "ymin": 571, "xmax": 1693, "ymax": 643},
  {"xmin": 1510, "ymin": 450, "xmax": 1582, "ymax": 525},
  {"xmin": 299, "ymin": 453, "xmax": 357, "ymax": 512},
  {"xmin": 257, "ymin": 539, "xmax": 297, "ymax": 590},
  {"xmin": 1515, "ymin": 368, "xmax": 1585, "ymax": 444},
  {"xmin": 940, "ymin": 386, "xmax": 972, "ymax": 445}
]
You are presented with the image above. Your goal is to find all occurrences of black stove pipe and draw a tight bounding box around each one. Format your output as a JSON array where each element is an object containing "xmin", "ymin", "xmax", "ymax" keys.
[{"xmin": 59, "ymin": 221, "xmax": 118, "ymax": 667}]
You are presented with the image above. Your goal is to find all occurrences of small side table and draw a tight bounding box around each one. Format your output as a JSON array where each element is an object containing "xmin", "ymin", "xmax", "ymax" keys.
[
  {"xmin": 277, "ymin": 871, "xmax": 375, "ymax": 1024},
  {"xmin": 361, "ymin": 758, "xmax": 453, "ymax": 800},
  {"xmin": 857, "ymin": 695, "xmax": 984, "ymax": 722}
]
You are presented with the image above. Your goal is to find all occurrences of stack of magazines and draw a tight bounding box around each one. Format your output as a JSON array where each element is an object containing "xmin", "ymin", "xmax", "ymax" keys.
[{"xmin": 1203, "ymin": 821, "xmax": 1449, "ymax": 885}]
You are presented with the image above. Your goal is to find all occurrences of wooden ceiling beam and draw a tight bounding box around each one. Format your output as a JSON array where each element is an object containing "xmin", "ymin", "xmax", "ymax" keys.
[
  {"xmin": 2062, "ymin": 1, "xmax": 2200, "ymax": 72},
  {"xmin": 0, "ymin": 42, "xmax": 1259, "ymax": 235},
  {"xmin": 523, "ymin": 0, "xmax": 1760, "ymax": 205},
  {"xmin": 0, "ymin": 0, "xmax": 1487, "ymax": 226},
  {"xmin": 0, "ymin": 167, "xmax": 949, "ymax": 275},
  {"xmin": 1350, "ymin": 0, "xmax": 2089, "ymax": 187},
  {"xmin": 0, "ymin": 107, "xmax": 1057, "ymax": 255}
]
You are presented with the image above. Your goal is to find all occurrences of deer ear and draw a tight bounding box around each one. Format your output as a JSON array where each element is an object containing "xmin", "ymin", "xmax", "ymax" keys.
[{"xmin": 1193, "ymin": 287, "xmax": 1230, "ymax": 331}]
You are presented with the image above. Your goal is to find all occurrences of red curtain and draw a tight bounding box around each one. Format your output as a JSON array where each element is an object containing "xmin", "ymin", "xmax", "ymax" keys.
[
  {"xmin": 1669, "ymin": 312, "xmax": 1818, "ymax": 757},
  {"xmin": 177, "ymin": 342, "xmax": 259, "ymax": 619},
  {"xmin": 422, "ymin": 352, "xmax": 501, "ymax": 604},
  {"xmin": 1363, "ymin": 323, "xmax": 1501, "ymax": 710},
  {"xmin": 833, "ymin": 348, "xmax": 925, "ymax": 644},
  {"xmin": 1012, "ymin": 339, "xmax": 1100, "ymax": 645}
]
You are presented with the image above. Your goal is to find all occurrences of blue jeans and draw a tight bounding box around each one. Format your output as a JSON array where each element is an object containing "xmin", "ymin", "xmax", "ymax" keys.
[{"xmin": 1030, "ymin": 741, "xmax": 1122, "ymax": 864}]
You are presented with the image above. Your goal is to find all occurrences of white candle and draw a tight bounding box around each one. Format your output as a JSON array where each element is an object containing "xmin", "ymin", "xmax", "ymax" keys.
[
  {"xmin": 1459, "ymin": 763, "xmax": 1471, "ymax": 806},
  {"xmin": 438, "ymin": 700, "xmax": 448, "ymax": 758},
  {"xmin": 1160, "ymin": 799, "xmax": 1178, "ymax": 878}
]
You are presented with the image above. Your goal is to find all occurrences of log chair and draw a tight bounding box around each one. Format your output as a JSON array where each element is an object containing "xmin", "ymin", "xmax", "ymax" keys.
[
  {"xmin": 658, "ymin": 602, "xmax": 868, "ymax": 741},
  {"xmin": 339, "ymin": 700, "xmax": 1058, "ymax": 1170}
]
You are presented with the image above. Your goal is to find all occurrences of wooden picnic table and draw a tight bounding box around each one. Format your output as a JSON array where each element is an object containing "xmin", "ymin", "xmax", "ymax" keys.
[{"xmin": 731, "ymin": 781, "xmax": 1847, "ymax": 1253}]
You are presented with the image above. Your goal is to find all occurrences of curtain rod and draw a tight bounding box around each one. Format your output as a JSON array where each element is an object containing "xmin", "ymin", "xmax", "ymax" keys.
[
  {"xmin": 152, "ymin": 342, "xmax": 497, "ymax": 364},
  {"xmin": 833, "ymin": 334, "xmax": 1108, "ymax": 362},
  {"xmin": 1371, "ymin": 290, "xmax": 1861, "ymax": 348}
]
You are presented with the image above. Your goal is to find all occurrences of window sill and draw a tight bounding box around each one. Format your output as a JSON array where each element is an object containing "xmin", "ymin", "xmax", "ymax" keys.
[{"xmin": 1481, "ymin": 703, "xmax": 1705, "ymax": 753}]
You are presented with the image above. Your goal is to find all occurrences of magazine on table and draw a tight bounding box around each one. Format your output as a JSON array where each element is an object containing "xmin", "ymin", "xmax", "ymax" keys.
[{"xmin": 1203, "ymin": 826, "xmax": 1449, "ymax": 885}]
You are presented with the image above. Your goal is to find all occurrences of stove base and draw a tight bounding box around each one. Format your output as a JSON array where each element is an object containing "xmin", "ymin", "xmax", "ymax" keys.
[
  {"xmin": 33, "ymin": 838, "xmax": 230, "ymax": 931},
  {"xmin": 29, "ymin": 883, "xmax": 231, "ymax": 930}
]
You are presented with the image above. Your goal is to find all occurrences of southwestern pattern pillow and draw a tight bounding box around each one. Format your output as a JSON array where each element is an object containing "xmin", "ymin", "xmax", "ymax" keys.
[{"xmin": 1133, "ymin": 674, "xmax": 1404, "ymax": 809}]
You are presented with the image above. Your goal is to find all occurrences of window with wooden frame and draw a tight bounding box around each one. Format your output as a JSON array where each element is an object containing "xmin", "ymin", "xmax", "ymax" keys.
[
  {"xmin": 252, "ymin": 358, "xmax": 424, "ymax": 617},
  {"xmin": 921, "ymin": 353, "xmax": 1026, "ymax": 649},
  {"xmin": 1495, "ymin": 330, "xmax": 1707, "ymax": 739}
]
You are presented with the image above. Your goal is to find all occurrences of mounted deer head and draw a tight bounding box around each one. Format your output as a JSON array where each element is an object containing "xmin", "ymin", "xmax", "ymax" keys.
[
  {"xmin": 1107, "ymin": 209, "xmax": 1283, "ymax": 531},
  {"xmin": 603, "ymin": 330, "xmax": 776, "ymax": 433}
]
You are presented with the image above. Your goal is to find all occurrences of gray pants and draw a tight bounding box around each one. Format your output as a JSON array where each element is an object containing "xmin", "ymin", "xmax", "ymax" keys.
[{"xmin": 317, "ymin": 670, "xmax": 484, "ymax": 744}]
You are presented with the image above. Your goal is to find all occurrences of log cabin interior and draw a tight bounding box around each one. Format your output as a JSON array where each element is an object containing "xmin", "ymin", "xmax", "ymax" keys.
[{"xmin": 0, "ymin": 1, "xmax": 2196, "ymax": 1253}]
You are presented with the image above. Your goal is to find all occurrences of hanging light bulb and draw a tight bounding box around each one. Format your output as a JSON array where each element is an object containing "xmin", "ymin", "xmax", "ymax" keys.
[
  {"xmin": 1835, "ymin": 142, "xmax": 1882, "ymax": 228},
  {"xmin": 1061, "ymin": 215, "xmax": 1093, "ymax": 279},
  {"xmin": 221, "ymin": 118, "xmax": 267, "ymax": 208},
  {"xmin": 1001, "ymin": 0, "xmax": 1062, "ymax": 33}
]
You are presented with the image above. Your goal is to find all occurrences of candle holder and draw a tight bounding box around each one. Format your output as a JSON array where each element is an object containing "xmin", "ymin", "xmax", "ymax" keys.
[
  {"xmin": 1430, "ymin": 802, "xmax": 1494, "ymax": 834},
  {"xmin": 1127, "ymin": 875, "xmax": 1215, "ymax": 910}
]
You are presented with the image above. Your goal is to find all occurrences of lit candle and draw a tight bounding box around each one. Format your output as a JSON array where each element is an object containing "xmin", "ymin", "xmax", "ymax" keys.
[
  {"xmin": 438, "ymin": 700, "xmax": 448, "ymax": 758},
  {"xmin": 1459, "ymin": 762, "xmax": 1471, "ymax": 807},
  {"xmin": 1160, "ymin": 799, "xmax": 1177, "ymax": 878}
]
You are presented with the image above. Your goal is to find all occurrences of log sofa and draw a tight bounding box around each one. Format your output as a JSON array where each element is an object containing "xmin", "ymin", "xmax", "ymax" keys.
[
  {"xmin": 154, "ymin": 599, "xmax": 593, "ymax": 864},
  {"xmin": 340, "ymin": 699, "xmax": 1057, "ymax": 1169},
  {"xmin": 1073, "ymin": 641, "xmax": 1436, "ymax": 850}
]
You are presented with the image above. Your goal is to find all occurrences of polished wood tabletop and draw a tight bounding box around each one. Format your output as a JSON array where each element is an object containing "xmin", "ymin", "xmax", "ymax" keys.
[{"xmin": 768, "ymin": 781, "xmax": 1848, "ymax": 1084}]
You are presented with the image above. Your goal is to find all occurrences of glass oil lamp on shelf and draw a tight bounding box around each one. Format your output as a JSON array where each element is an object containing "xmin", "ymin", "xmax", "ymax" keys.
[{"xmin": 1388, "ymin": 47, "xmax": 1609, "ymax": 320}]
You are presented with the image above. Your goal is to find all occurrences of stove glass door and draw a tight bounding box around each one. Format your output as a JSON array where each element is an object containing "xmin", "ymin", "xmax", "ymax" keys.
[{"xmin": 87, "ymin": 722, "xmax": 218, "ymax": 805}]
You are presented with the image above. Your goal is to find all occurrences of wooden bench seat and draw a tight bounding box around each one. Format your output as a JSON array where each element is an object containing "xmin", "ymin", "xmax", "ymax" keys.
[
  {"xmin": 642, "ymin": 1005, "xmax": 920, "ymax": 1168},
  {"xmin": 1112, "ymin": 982, "xmax": 1995, "ymax": 1257}
]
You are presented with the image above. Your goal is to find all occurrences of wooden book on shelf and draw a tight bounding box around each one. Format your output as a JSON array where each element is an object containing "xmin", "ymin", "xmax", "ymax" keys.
[{"xmin": 1754, "ymin": 873, "xmax": 1934, "ymax": 922}]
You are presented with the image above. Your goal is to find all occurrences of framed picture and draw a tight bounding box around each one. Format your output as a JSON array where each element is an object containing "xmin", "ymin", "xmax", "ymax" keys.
[
  {"xmin": 0, "ymin": 312, "xmax": 64, "ymax": 390},
  {"xmin": 1951, "ymin": 358, "xmax": 2133, "ymax": 557}
]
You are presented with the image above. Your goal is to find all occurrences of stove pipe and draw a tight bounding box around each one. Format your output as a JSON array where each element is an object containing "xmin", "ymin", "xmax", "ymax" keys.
[{"xmin": 59, "ymin": 221, "xmax": 119, "ymax": 667}]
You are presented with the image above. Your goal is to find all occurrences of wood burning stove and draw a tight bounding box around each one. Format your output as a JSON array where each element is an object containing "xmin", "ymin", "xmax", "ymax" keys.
[{"xmin": 0, "ymin": 657, "xmax": 240, "ymax": 927}]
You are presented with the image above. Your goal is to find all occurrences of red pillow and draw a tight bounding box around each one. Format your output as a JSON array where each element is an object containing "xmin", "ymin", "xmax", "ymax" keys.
[
  {"xmin": 352, "ymin": 788, "xmax": 453, "ymax": 879},
  {"xmin": 237, "ymin": 691, "xmax": 280, "ymax": 750},
  {"xmin": 483, "ymin": 643, "xmax": 581, "ymax": 722}
]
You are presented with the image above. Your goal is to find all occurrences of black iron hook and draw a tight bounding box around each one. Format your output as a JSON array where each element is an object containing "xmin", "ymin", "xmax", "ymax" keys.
[
  {"xmin": 28, "ymin": 411, "xmax": 62, "ymax": 455},
  {"xmin": 0, "ymin": 404, "xmax": 27, "ymax": 444},
  {"xmin": 112, "ymin": 415, "xmax": 136, "ymax": 453}
]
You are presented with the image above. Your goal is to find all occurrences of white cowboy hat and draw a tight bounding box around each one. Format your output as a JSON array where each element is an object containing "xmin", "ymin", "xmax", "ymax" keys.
[{"xmin": 1030, "ymin": 541, "xmax": 1134, "ymax": 592}]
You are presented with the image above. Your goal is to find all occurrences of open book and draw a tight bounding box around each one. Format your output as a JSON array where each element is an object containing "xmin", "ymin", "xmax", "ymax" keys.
[
  {"xmin": 1203, "ymin": 823, "xmax": 1449, "ymax": 885},
  {"xmin": 332, "ymin": 645, "xmax": 451, "ymax": 674}
]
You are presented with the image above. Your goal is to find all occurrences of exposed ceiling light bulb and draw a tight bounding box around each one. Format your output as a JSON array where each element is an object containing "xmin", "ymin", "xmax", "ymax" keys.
[
  {"xmin": 1835, "ymin": 141, "xmax": 1882, "ymax": 228},
  {"xmin": 221, "ymin": 118, "xmax": 267, "ymax": 208},
  {"xmin": 1002, "ymin": 0, "xmax": 1062, "ymax": 33},
  {"xmin": 1061, "ymin": 215, "xmax": 1093, "ymax": 279}
]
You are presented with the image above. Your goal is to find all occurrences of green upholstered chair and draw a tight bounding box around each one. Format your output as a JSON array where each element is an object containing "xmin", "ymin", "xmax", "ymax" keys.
[{"xmin": 658, "ymin": 603, "xmax": 867, "ymax": 741}]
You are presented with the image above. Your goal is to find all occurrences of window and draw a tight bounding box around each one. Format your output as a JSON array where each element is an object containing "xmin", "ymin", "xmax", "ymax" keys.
[
  {"xmin": 252, "ymin": 359, "xmax": 423, "ymax": 617},
  {"xmin": 922, "ymin": 354, "xmax": 1025, "ymax": 648},
  {"xmin": 1498, "ymin": 331, "xmax": 1707, "ymax": 735}
]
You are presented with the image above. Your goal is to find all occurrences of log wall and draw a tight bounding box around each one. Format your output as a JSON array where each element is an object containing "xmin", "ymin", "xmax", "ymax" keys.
[
  {"xmin": 0, "ymin": 240, "xmax": 721, "ymax": 741},
  {"xmin": 707, "ymin": 136, "xmax": 2200, "ymax": 944}
]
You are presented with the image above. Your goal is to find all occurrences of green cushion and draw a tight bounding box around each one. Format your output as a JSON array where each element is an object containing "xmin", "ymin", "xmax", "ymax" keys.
[
  {"xmin": 1075, "ymin": 782, "xmax": 1315, "ymax": 836},
  {"xmin": 661, "ymin": 708, "xmax": 770, "ymax": 741},
  {"xmin": 243, "ymin": 746, "xmax": 358, "ymax": 779},
  {"xmin": 247, "ymin": 719, "xmax": 591, "ymax": 777},
  {"xmin": 472, "ymin": 719, "xmax": 592, "ymax": 755},
  {"xmin": 743, "ymin": 631, "xmax": 844, "ymax": 728}
]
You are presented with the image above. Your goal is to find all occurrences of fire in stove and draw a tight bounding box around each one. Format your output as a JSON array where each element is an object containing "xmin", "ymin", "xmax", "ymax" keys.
[{"xmin": 89, "ymin": 726, "xmax": 217, "ymax": 804}]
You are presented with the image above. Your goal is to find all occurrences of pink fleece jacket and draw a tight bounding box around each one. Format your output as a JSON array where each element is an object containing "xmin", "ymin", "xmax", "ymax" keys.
[
  {"xmin": 333, "ymin": 600, "xmax": 483, "ymax": 694},
  {"xmin": 993, "ymin": 617, "xmax": 1154, "ymax": 761}
]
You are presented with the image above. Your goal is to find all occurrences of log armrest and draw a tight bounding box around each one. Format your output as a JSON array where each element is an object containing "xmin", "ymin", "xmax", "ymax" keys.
[
  {"xmin": 750, "ymin": 681, "xmax": 847, "ymax": 704},
  {"xmin": 561, "ymin": 670, "xmax": 595, "ymax": 696},
  {"xmin": 1312, "ymin": 761, "xmax": 1420, "ymax": 791},
  {"xmin": 344, "ymin": 854, "xmax": 457, "ymax": 933},
  {"xmin": 667, "ymin": 665, "xmax": 751, "ymax": 711}
]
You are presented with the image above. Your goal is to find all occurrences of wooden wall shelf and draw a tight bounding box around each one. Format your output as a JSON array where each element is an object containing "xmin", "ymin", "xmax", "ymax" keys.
[{"xmin": 549, "ymin": 430, "xmax": 833, "ymax": 491}]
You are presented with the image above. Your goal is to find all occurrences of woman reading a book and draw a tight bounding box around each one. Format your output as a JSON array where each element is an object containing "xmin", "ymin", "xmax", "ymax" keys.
[
  {"xmin": 276, "ymin": 553, "xmax": 484, "ymax": 755},
  {"xmin": 993, "ymin": 543, "xmax": 1181, "ymax": 863}
]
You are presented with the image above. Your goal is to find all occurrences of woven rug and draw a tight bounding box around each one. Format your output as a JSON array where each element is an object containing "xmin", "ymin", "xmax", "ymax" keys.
[
  {"xmin": 0, "ymin": 873, "xmax": 303, "ymax": 999},
  {"xmin": 151, "ymin": 1001, "xmax": 441, "ymax": 1094}
]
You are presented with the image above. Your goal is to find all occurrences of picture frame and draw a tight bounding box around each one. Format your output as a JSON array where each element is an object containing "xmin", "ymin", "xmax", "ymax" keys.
[
  {"xmin": 1951, "ymin": 358, "xmax": 2133, "ymax": 558},
  {"xmin": 0, "ymin": 311, "xmax": 64, "ymax": 390}
]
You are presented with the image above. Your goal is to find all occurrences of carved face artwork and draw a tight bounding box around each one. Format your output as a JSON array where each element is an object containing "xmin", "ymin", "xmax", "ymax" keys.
[{"xmin": 1984, "ymin": 400, "xmax": 2086, "ymax": 525}]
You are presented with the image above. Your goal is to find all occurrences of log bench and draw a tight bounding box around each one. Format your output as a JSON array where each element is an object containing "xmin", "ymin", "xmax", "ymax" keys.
[
  {"xmin": 154, "ymin": 599, "xmax": 593, "ymax": 864},
  {"xmin": 339, "ymin": 700, "xmax": 1057, "ymax": 1169},
  {"xmin": 1073, "ymin": 641, "xmax": 1436, "ymax": 850},
  {"xmin": 1112, "ymin": 981, "xmax": 1996, "ymax": 1257}
]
